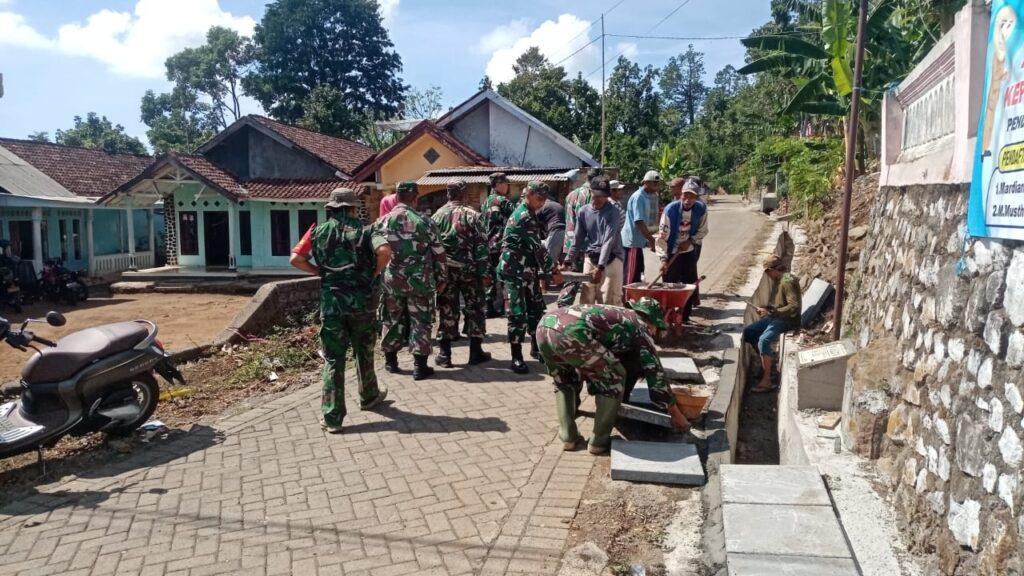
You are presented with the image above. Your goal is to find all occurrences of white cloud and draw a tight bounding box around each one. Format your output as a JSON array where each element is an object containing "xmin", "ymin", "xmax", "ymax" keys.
[
  {"xmin": 379, "ymin": 0, "xmax": 399, "ymax": 28},
  {"xmin": 0, "ymin": 0, "xmax": 254, "ymax": 78},
  {"xmin": 477, "ymin": 18, "xmax": 529, "ymax": 55},
  {"xmin": 616, "ymin": 42, "xmax": 639, "ymax": 61},
  {"xmin": 483, "ymin": 14, "xmax": 607, "ymax": 85}
]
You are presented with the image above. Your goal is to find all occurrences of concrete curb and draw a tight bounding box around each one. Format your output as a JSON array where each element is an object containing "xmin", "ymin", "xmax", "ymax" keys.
[{"xmin": 214, "ymin": 276, "xmax": 320, "ymax": 346}]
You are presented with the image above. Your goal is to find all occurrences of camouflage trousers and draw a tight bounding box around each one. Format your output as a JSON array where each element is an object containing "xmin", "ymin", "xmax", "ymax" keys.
[
  {"xmin": 536, "ymin": 325, "xmax": 640, "ymax": 401},
  {"xmin": 320, "ymin": 310, "xmax": 380, "ymax": 428},
  {"xmin": 555, "ymin": 259, "xmax": 585, "ymax": 308},
  {"xmin": 506, "ymin": 277, "xmax": 546, "ymax": 344},
  {"xmin": 437, "ymin": 267, "xmax": 486, "ymax": 340},
  {"xmin": 486, "ymin": 252, "xmax": 504, "ymax": 311},
  {"xmin": 380, "ymin": 292, "xmax": 435, "ymax": 356}
]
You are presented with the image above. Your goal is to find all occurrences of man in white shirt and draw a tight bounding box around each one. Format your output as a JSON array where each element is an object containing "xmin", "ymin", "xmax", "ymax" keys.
[{"xmin": 656, "ymin": 179, "xmax": 709, "ymax": 322}]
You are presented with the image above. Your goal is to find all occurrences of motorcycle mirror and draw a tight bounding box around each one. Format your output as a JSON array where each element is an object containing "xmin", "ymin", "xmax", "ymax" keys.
[{"xmin": 46, "ymin": 311, "xmax": 66, "ymax": 327}]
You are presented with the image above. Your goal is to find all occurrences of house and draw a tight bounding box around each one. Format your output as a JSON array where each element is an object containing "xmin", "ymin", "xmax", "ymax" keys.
[
  {"xmin": 99, "ymin": 115, "xmax": 374, "ymax": 273},
  {"xmin": 355, "ymin": 89, "xmax": 599, "ymax": 217},
  {"xmin": 0, "ymin": 138, "xmax": 156, "ymax": 278}
]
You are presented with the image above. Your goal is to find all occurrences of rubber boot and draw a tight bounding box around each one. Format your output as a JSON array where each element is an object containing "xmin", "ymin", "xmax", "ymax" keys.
[
  {"xmin": 529, "ymin": 335, "xmax": 540, "ymax": 360},
  {"xmin": 413, "ymin": 354, "xmax": 435, "ymax": 381},
  {"xmin": 384, "ymin": 351, "xmax": 400, "ymax": 374},
  {"xmin": 436, "ymin": 339, "xmax": 453, "ymax": 368},
  {"xmin": 556, "ymin": 390, "xmax": 584, "ymax": 450},
  {"xmin": 467, "ymin": 338, "xmax": 492, "ymax": 365},
  {"xmin": 510, "ymin": 344, "xmax": 528, "ymax": 374},
  {"xmin": 588, "ymin": 395, "xmax": 622, "ymax": 455}
]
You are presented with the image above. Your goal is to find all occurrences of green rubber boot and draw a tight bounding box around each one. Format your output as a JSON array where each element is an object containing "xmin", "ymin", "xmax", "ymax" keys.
[
  {"xmin": 556, "ymin": 390, "xmax": 584, "ymax": 450},
  {"xmin": 589, "ymin": 395, "xmax": 622, "ymax": 455}
]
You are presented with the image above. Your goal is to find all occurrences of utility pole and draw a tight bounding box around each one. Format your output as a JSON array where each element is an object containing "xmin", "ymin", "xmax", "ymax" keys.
[
  {"xmin": 601, "ymin": 14, "xmax": 607, "ymax": 165},
  {"xmin": 832, "ymin": 0, "xmax": 869, "ymax": 342}
]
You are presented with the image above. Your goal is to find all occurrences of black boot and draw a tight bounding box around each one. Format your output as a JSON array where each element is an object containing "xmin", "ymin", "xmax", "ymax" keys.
[
  {"xmin": 413, "ymin": 354, "xmax": 435, "ymax": 380},
  {"xmin": 486, "ymin": 302, "xmax": 500, "ymax": 319},
  {"xmin": 436, "ymin": 339, "xmax": 453, "ymax": 368},
  {"xmin": 510, "ymin": 344, "xmax": 529, "ymax": 374},
  {"xmin": 384, "ymin": 351, "xmax": 400, "ymax": 373},
  {"xmin": 529, "ymin": 335, "xmax": 540, "ymax": 360},
  {"xmin": 468, "ymin": 337, "xmax": 492, "ymax": 365}
]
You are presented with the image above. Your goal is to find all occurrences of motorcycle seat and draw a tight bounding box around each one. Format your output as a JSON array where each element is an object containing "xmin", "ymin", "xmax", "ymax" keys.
[{"xmin": 22, "ymin": 322, "xmax": 151, "ymax": 384}]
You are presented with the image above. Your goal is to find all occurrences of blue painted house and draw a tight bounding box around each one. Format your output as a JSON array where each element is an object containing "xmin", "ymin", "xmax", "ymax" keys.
[
  {"xmin": 0, "ymin": 138, "xmax": 159, "ymax": 278},
  {"xmin": 101, "ymin": 116, "xmax": 373, "ymax": 274}
]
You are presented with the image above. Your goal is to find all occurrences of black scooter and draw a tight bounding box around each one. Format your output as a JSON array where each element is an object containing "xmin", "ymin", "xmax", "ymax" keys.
[{"xmin": 0, "ymin": 312, "xmax": 184, "ymax": 460}]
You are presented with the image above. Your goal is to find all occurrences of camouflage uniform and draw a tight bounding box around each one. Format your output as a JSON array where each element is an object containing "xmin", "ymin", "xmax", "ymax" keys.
[
  {"xmin": 556, "ymin": 182, "xmax": 593, "ymax": 308},
  {"xmin": 372, "ymin": 202, "xmax": 448, "ymax": 356},
  {"xmin": 482, "ymin": 180, "xmax": 515, "ymax": 311},
  {"xmin": 432, "ymin": 197, "xmax": 490, "ymax": 340},
  {"xmin": 294, "ymin": 198, "xmax": 381, "ymax": 429},
  {"xmin": 497, "ymin": 196, "xmax": 557, "ymax": 344}
]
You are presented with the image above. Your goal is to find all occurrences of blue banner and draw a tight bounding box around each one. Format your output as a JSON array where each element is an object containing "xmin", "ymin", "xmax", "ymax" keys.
[{"xmin": 970, "ymin": 0, "xmax": 1024, "ymax": 240}]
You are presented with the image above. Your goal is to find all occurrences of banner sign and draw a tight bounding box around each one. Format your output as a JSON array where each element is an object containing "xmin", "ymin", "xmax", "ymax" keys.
[{"xmin": 970, "ymin": 0, "xmax": 1024, "ymax": 240}]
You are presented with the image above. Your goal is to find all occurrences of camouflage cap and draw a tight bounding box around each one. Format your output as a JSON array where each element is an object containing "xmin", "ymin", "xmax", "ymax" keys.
[
  {"xmin": 325, "ymin": 187, "xmax": 361, "ymax": 209},
  {"xmin": 629, "ymin": 297, "xmax": 669, "ymax": 331},
  {"xmin": 446, "ymin": 179, "xmax": 468, "ymax": 194},
  {"xmin": 489, "ymin": 172, "xmax": 509, "ymax": 184},
  {"xmin": 396, "ymin": 181, "xmax": 418, "ymax": 194},
  {"xmin": 525, "ymin": 180, "xmax": 551, "ymax": 199}
]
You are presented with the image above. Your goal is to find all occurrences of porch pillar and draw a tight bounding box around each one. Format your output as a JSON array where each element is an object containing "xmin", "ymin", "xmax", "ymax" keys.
[
  {"xmin": 86, "ymin": 210, "xmax": 96, "ymax": 277},
  {"xmin": 126, "ymin": 200, "xmax": 137, "ymax": 271},
  {"xmin": 147, "ymin": 208, "xmax": 155, "ymax": 269},
  {"xmin": 31, "ymin": 207, "xmax": 43, "ymax": 273},
  {"xmin": 228, "ymin": 204, "xmax": 238, "ymax": 270}
]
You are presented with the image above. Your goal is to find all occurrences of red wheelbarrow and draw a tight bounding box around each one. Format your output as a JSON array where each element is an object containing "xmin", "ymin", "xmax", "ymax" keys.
[{"xmin": 624, "ymin": 275, "xmax": 705, "ymax": 330}]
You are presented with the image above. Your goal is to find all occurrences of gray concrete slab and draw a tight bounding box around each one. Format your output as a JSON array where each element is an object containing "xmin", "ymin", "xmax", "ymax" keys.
[
  {"xmin": 723, "ymin": 503, "xmax": 853, "ymax": 558},
  {"xmin": 721, "ymin": 465, "xmax": 831, "ymax": 506},
  {"xmin": 610, "ymin": 440, "xmax": 705, "ymax": 485},
  {"xmin": 628, "ymin": 382, "xmax": 654, "ymax": 406},
  {"xmin": 618, "ymin": 402, "xmax": 671, "ymax": 428},
  {"xmin": 661, "ymin": 356, "xmax": 702, "ymax": 382},
  {"xmin": 800, "ymin": 278, "xmax": 834, "ymax": 327},
  {"xmin": 727, "ymin": 553, "xmax": 859, "ymax": 576}
]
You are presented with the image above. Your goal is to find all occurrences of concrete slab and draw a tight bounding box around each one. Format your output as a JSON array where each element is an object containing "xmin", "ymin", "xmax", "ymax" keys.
[
  {"xmin": 661, "ymin": 356, "xmax": 702, "ymax": 382},
  {"xmin": 610, "ymin": 440, "xmax": 705, "ymax": 485},
  {"xmin": 618, "ymin": 402, "xmax": 671, "ymax": 428},
  {"xmin": 721, "ymin": 465, "xmax": 831, "ymax": 506},
  {"xmin": 628, "ymin": 382, "xmax": 654, "ymax": 406},
  {"xmin": 727, "ymin": 553, "xmax": 858, "ymax": 576},
  {"xmin": 723, "ymin": 503, "xmax": 852, "ymax": 558},
  {"xmin": 800, "ymin": 278, "xmax": 834, "ymax": 327}
]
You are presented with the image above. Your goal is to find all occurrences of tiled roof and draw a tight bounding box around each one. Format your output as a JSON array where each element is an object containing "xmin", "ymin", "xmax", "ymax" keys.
[
  {"xmin": 0, "ymin": 138, "xmax": 152, "ymax": 197},
  {"xmin": 352, "ymin": 120, "xmax": 490, "ymax": 182},
  {"xmin": 249, "ymin": 116, "xmax": 374, "ymax": 174},
  {"xmin": 170, "ymin": 154, "xmax": 248, "ymax": 198},
  {"xmin": 417, "ymin": 166, "xmax": 576, "ymax": 186},
  {"xmin": 245, "ymin": 178, "xmax": 354, "ymax": 200}
]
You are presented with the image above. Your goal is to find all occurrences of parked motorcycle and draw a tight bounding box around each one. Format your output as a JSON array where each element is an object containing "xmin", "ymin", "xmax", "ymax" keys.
[
  {"xmin": 40, "ymin": 260, "xmax": 88, "ymax": 306},
  {"xmin": 0, "ymin": 267, "xmax": 23, "ymax": 314},
  {"xmin": 0, "ymin": 312, "xmax": 184, "ymax": 460}
]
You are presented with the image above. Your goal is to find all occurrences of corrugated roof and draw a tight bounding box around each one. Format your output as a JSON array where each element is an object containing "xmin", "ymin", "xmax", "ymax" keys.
[
  {"xmin": 417, "ymin": 167, "xmax": 573, "ymax": 186},
  {"xmin": 0, "ymin": 144, "xmax": 80, "ymax": 199},
  {"xmin": 0, "ymin": 138, "xmax": 152, "ymax": 197}
]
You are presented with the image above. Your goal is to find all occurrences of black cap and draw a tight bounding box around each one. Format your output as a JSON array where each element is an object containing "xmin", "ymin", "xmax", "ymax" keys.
[{"xmin": 589, "ymin": 177, "xmax": 611, "ymax": 197}]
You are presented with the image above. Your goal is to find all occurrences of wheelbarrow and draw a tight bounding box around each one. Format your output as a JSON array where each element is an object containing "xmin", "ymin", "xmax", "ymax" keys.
[{"xmin": 623, "ymin": 276, "xmax": 705, "ymax": 330}]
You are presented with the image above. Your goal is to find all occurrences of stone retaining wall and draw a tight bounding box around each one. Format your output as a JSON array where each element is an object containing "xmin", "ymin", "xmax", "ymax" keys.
[{"xmin": 846, "ymin": 183, "xmax": 1024, "ymax": 574}]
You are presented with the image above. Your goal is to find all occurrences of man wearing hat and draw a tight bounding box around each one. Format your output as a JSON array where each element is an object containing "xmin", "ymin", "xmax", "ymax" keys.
[
  {"xmin": 743, "ymin": 256, "xmax": 801, "ymax": 393},
  {"xmin": 290, "ymin": 188, "xmax": 388, "ymax": 433},
  {"xmin": 622, "ymin": 170, "xmax": 660, "ymax": 286},
  {"xmin": 656, "ymin": 178, "xmax": 709, "ymax": 321},
  {"xmin": 536, "ymin": 298, "xmax": 691, "ymax": 455},
  {"xmin": 564, "ymin": 177, "xmax": 624, "ymax": 306},
  {"xmin": 372, "ymin": 181, "xmax": 449, "ymax": 380},
  {"xmin": 562, "ymin": 168, "xmax": 601, "ymax": 268},
  {"xmin": 498, "ymin": 181, "xmax": 563, "ymax": 374},
  {"xmin": 609, "ymin": 180, "xmax": 628, "ymax": 230},
  {"xmin": 481, "ymin": 172, "xmax": 515, "ymax": 318},
  {"xmin": 432, "ymin": 180, "xmax": 493, "ymax": 367}
]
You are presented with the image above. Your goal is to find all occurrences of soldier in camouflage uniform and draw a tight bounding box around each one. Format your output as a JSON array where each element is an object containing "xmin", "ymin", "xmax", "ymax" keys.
[
  {"xmin": 556, "ymin": 168, "xmax": 603, "ymax": 308},
  {"xmin": 536, "ymin": 298, "xmax": 691, "ymax": 454},
  {"xmin": 372, "ymin": 181, "xmax": 449, "ymax": 380},
  {"xmin": 481, "ymin": 173, "xmax": 515, "ymax": 318},
  {"xmin": 432, "ymin": 179, "xmax": 493, "ymax": 367},
  {"xmin": 497, "ymin": 181, "xmax": 563, "ymax": 374},
  {"xmin": 290, "ymin": 188, "xmax": 387, "ymax": 434}
]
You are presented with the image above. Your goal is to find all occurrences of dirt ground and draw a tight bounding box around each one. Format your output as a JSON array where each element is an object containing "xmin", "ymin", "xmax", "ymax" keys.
[{"xmin": 0, "ymin": 292, "xmax": 251, "ymax": 382}]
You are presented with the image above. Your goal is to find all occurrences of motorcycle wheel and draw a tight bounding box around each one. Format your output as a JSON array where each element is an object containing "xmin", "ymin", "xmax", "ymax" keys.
[{"xmin": 101, "ymin": 374, "xmax": 160, "ymax": 437}]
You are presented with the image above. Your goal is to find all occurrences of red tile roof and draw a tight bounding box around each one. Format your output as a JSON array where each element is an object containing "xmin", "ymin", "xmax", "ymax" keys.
[
  {"xmin": 245, "ymin": 178, "xmax": 354, "ymax": 200},
  {"xmin": 250, "ymin": 116, "xmax": 374, "ymax": 175},
  {"xmin": 0, "ymin": 137, "xmax": 153, "ymax": 197},
  {"xmin": 351, "ymin": 120, "xmax": 490, "ymax": 182},
  {"xmin": 170, "ymin": 154, "xmax": 248, "ymax": 198}
]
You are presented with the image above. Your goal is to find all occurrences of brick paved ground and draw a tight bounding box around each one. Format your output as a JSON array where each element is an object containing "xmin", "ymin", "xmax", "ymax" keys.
[{"xmin": 0, "ymin": 313, "xmax": 600, "ymax": 576}]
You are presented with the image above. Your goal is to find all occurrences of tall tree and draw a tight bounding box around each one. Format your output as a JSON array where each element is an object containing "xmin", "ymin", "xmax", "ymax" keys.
[
  {"xmin": 605, "ymin": 56, "xmax": 662, "ymax": 180},
  {"xmin": 55, "ymin": 113, "xmax": 147, "ymax": 155},
  {"xmin": 402, "ymin": 85, "xmax": 444, "ymax": 120},
  {"xmin": 26, "ymin": 131, "xmax": 49, "ymax": 142},
  {"xmin": 165, "ymin": 26, "xmax": 255, "ymax": 129},
  {"xmin": 660, "ymin": 45, "xmax": 708, "ymax": 129},
  {"xmin": 243, "ymin": 0, "xmax": 406, "ymax": 137},
  {"xmin": 140, "ymin": 87, "xmax": 217, "ymax": 154}
]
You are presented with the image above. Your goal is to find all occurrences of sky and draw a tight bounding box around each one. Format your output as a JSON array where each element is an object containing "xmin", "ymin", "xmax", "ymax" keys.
[{"xmin": 0, "ymin": 0, "xmax": 771, "ymax": 150}]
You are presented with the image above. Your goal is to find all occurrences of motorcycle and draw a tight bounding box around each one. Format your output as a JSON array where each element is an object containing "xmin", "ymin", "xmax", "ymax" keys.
[
  {"xmin": 40, "ymin": 260, "xmax": 88, "ymax": 306},
  {"xmin": 0, "ymin": 267, "xmax": 23, "ymax": 314},
  {"xmin": 0, "ymin": 312, "xmax": 184, "ymax": 460}
]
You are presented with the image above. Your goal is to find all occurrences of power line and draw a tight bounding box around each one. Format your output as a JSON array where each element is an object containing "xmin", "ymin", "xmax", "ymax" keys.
[
  {"xmin": 552, "ymin": 35, "xmax": 603, "ymax": 68},
  {"xmin": 545, "ymin": 0, "xmax": 628, "ymax": 67},
  {"xmin": 585, "ymin": 0, "xmax": 696, "ymax": 80},
  {"xmin": 606, "ymin": 33, "xmax": 745, "ymax": 41}
]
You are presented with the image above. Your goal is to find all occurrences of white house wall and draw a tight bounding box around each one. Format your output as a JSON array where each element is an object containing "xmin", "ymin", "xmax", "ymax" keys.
[
  {"xmin": 487, "ymin": 102, "xmax": 582, "ymax": 169},
  {"xmin": 450, "ymin": 104, "xmax": 490, "ymax": 161}
]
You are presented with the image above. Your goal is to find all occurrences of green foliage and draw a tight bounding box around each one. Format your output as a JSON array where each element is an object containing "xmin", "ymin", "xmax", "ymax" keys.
[
  {"xmin": 660, "ymin": 45, "xmax": 709, "ymax": 129},
  {"xmin": 140, "ymin": 87, "xmax": 217, "ymax": 154},
  {"xmin": 741, "ymin": 136, "xmax": 843, "ymax": 215},
  {"xmin": 402, "ymin": 85, "xmax": 445, "ymax": 120},
  {"xmin": 55, "ymin": 113, "xmax": 147, "ymax": 155},
  {"xmin": 243, "ymin": 0, "xmax": 406, "ymax": 137},
  {"xmin": 26, "ymin": 131, "xmax": 49, "ymax": 142}
]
